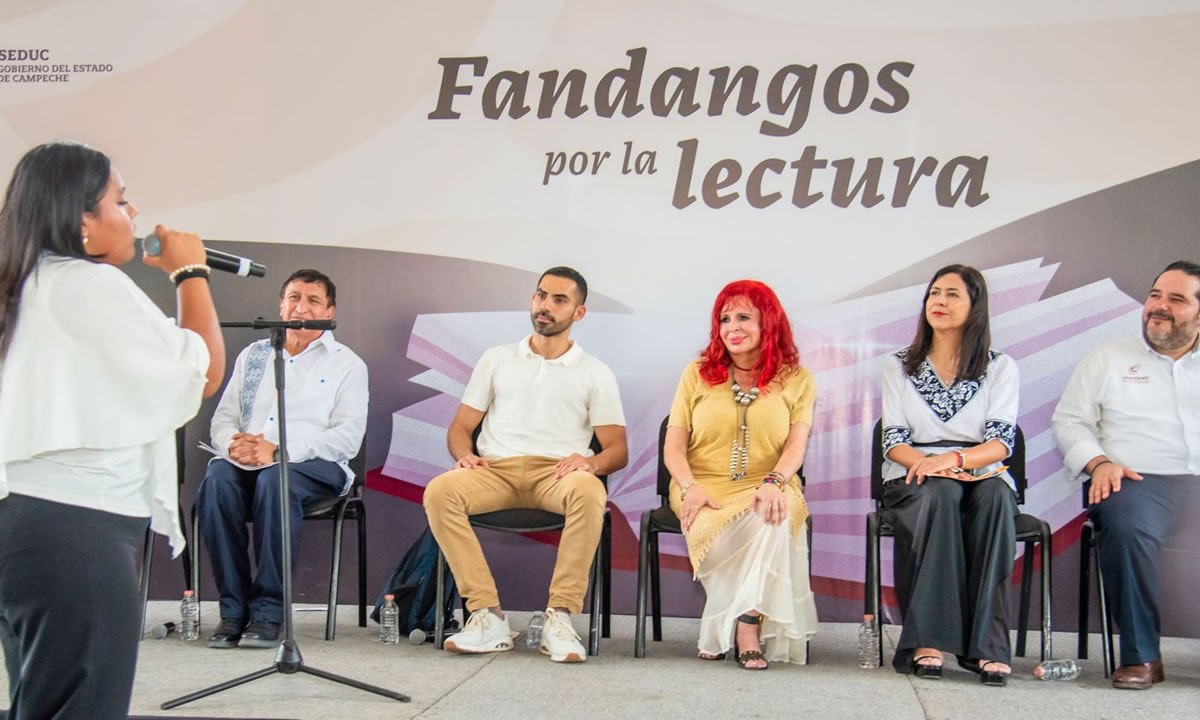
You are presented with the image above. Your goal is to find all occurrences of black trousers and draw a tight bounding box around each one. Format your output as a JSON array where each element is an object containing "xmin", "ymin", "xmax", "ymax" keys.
[
  {"xmin": 1088, "ymin": 473, "xmax": 1192, "ymax": 666},
  {"xmin": 881, "ymin": 475, "xmax": 1017, "ymax": 673},
  {"xmin": 0, "ymin": 494, "xmax": 146, "ymax": 720}
]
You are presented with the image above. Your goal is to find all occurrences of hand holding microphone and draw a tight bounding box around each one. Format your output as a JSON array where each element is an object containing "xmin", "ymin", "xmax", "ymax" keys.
[
  {"xmin": 142, "ymin": 226, "xmax": 267, "ymax": 278},
  {"xmin": 141, "ymin": 225, "xmax": 207, "ymax": 277}
]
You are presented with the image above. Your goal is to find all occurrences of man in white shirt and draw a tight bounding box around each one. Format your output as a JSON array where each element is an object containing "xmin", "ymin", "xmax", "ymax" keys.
[
  {"xmin": 423, "ymin": 266, "xmax": 628, "ymax": 663},
  {"xmin": 196, "ymin": 269, "xmax": 368, "ymax": 649},
  {"xmin": 1052, "ymin": 260, "xmax": 1200, "ymax": 690}
]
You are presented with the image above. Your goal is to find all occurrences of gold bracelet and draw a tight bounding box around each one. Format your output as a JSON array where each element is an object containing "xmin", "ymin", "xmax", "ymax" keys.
[{"xmin": 680, "ymin": 480, "xmax": 695, "ymax": 502}]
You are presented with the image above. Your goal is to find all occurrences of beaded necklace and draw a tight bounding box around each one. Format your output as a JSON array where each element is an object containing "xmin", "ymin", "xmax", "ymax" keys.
[{"xmin": 729, "ymin": 378, "xmax": 759, "ymax": 480}]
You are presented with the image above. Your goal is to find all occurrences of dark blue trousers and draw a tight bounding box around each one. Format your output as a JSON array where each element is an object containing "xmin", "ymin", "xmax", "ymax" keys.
[
  {"xmin": 196, "ymin": 458, "xmax": 344, "ymax": 625},
  {"xmin": 1088, "ymin": 473, "xmax": 1191, "ymax": 666}
]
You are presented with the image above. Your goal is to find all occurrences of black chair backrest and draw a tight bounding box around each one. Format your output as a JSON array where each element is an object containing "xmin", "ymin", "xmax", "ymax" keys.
[
  {"xmin": 656, "ymin": 415, "xmax": 804, "ymax": 503},
  {"xmin": 870, "ymin": 418, "xmax": 1027, "ymax": 505},
  {"xmin": 656, "ymin": 416, "xmax": 672, "ymax": 499}
]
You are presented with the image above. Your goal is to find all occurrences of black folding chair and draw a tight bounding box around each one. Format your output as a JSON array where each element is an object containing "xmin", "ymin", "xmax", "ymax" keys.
[
  {"xmin": 864, "ymin": 419, "xmax": 1053, "ymax": 666},
  {"xmin": 432, "ymin": 433, "xmax": 612, "ymax": 656},
  {"xmin": 634, "ymin": 416, "xmax": 810, "ymax": 658},
  {"xmin": 1077, "ymin": 482, "xmax": 1116, "ymax": 677},
  {"xmin": 190, "ymin": 443, "xmax": 369, "ymax": 641}
]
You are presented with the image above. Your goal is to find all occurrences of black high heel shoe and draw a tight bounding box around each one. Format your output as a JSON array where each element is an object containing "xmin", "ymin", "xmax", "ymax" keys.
[
  {"xmin": 911, "ymin": 654, "xmax": 944, "ymax": 680},
  {"xmin": 733, "ymin": 613, "xmax": 767, "ymax": 670}
]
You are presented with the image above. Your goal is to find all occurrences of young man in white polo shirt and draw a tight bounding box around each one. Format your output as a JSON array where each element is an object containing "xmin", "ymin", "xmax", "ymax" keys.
[
  {"xmin": 1053, "ymin": 260, "xmax": 1200, "ymax": 690},
  {"xmin": 424, "ymin": 266, "xmax": 628, "ymax": 663}
]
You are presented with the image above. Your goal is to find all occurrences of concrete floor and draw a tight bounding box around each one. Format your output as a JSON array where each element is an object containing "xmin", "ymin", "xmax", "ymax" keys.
[{"xmin": 3, "ymin": 601, "xmax": 1198, "ymax": 719}]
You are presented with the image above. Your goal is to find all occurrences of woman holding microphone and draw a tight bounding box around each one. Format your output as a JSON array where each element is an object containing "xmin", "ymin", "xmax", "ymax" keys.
[{"xmin": 0, "ymin": 141, "xmax": 224, "ymax": 718}]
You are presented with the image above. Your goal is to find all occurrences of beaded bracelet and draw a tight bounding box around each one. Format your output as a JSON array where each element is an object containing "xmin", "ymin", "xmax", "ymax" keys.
[
  {"xmin": 762, "ymin": 471, "xmax": 787, "ymax": 488},
  {"xmin": 169, "ymin": 263, "xmax": 211, "ymax": 286}
]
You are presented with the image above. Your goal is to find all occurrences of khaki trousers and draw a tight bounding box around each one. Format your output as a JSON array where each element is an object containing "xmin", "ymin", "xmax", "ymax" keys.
[{"xmin": 423, "ymin": 456, "xmax": 606, "ymax": 614}]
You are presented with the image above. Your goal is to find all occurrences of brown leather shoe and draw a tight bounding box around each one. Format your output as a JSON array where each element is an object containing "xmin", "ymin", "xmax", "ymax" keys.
[{"xmin": 1112, "ymin": 659, "xmax": 1165, "ymax": 690}]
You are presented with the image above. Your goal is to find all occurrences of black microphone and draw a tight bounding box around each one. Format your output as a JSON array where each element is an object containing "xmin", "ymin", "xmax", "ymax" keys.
[
  {"xmin": 150, "ymin": 621, "xmax": 177, "ymax": 640},
  {"xmin": 141, "ymin": 233, "xmax": 267, "ymax": 278}
]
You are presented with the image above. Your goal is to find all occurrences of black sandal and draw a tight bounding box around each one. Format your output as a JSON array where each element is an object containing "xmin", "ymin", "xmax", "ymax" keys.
[
  {"xmin": 697, "ymin": 652, "xmax": 727, "ymax": 661},
  {"xmin": 734, "ymin": 613, "xmax": 767, "ymax": 670},
  {"xmin": 977, "ymin": 660, "xmax": 1009, "ymax": 687},
  {"xmin": 911, "ymin": 654, "xmax": 944, "ymax": 680}
]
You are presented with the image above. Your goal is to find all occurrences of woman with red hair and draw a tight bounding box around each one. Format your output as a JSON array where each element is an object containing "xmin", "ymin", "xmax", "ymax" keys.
[{"xmin": 663, "ymin": 280, "xmax": 818, "ymax": 670}]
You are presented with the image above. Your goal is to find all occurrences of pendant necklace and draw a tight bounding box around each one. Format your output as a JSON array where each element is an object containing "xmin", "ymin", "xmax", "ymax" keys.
[{"xmin": 729, "ymin": 373, "xmax": 759, "ymax": 481}]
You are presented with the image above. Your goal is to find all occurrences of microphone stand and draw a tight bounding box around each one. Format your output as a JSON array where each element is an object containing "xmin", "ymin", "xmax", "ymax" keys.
[{"xmin": 162, "ymin": 319, "xmax": 409, "ymax": 709}]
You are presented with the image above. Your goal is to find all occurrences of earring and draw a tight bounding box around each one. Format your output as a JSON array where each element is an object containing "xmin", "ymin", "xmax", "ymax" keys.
[{"xmin": 82, "ymin": 233, "xmax": 89, "ymax": 246}]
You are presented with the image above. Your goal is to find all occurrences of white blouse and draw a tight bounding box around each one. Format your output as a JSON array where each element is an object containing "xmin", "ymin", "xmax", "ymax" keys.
[
  {"xmin": 0, "ymin": 256, "xmax": 209, "ymax": 553},
  {"xmin": 880, "ymin": 349, "xmax": 1020, "ymax": 490}
]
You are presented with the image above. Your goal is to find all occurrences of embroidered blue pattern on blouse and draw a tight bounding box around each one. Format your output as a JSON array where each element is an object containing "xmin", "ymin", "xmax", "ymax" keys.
[
  {"xmin": 881, "ymin": 425, "xmax": 912, "ymax": 454},
  {"xmin": 984, "ymin": 418, "xmax": 1017, "ymax": 450},
  {"xmin": 896, "ymin": 348, "xmax": 999, "ymax": 423},
  {"xmin": 239, "ymin": 341, "xmax": 272, "ymax": 432}
]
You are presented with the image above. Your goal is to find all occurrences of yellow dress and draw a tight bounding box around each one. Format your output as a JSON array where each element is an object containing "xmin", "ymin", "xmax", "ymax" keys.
[{"xmin": 667, "ymin": 361, "xmax": 819, "ymax": 662}]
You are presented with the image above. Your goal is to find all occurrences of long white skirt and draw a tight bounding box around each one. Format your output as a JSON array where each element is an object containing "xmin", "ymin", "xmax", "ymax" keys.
[{"xmin": 694, "ymin": 510, "xmax": 819, "ymax": 663}]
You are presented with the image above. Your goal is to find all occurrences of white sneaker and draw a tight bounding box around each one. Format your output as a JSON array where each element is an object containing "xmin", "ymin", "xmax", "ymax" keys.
[
  {"xmin": 540, "ymin": 608, "xmax": 587, "ymax": 663},
  {"xmin": 443, "ymin": 610, "xmax": 515, "ymax": 654}
]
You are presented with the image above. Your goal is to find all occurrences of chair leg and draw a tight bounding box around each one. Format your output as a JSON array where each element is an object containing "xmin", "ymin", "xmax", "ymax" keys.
[
  {"xmin": 325, "ymin": 509, "xmax": 346, "ymax": 641},
  {"xmin": 649, "ymin": 532, "xmax": 663, "ymax": 642},
  {"xmin": 1016, "ymin": 542, "xmax": 1034, "ymax": 657},
  {"xmin": 1078, "ymin": 522, "xmax": 1092, "ymax": 660},
  {"xmin": 357, "ymin": 506, "xmax": 368, "ymax": 628},
  {"xmin": 865, "ymin": 513, "xmax": 883, "ymax": 668},
  {"xmin": 588, "ymin": 541, "xmax": 601, "ymax": 657},
  {"xmin": 601, "ymin": 511, "xmax": 612, "ymax": 639},
  {"xmin": 190, "ymin": 504, "xmax": 202, "ymax": 629},
  {"xmin": 634, "ymin": 513, "xmax": 651, "ymax": 658},
  {"xmin": 434, "ymin": 548, "xmax": 446, "ymax": 650},
  {"xmin": 139, "ymin": 525, "xmax": 154, "ymax": 641},
  {"xmin": 1095, "ymin": 542, "xmax": 1115, "ymax": 678},
  {"xmin": 1039, "ymin": 522, "xmax": 1053, "ymax": 662}
]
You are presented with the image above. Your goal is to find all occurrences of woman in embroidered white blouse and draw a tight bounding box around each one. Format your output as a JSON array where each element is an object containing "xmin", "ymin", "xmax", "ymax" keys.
[
  {"xmin": 0, "ymin": 142, "xmax": 224, "ymax": 719},
  {"xmin": 879, "ymin": 264, "xmax": 1019, "ymax": 687}
]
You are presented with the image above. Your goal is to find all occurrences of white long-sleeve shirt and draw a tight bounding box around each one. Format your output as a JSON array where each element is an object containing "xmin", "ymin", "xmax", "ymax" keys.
[
  {"xmin": 1052, "ymin": 336, "xmax": 1200, "ymax": 479},
  {"xmin": 209, "ymin": 331, "xmax": 368, "ymax": 492}
]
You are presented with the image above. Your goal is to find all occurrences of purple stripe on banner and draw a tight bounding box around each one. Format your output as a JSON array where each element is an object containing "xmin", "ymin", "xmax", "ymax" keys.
[
  {"xmin": 380, "ymin": 454, "xmax": 447, "ymax": 486},
  {"xmin": 1027, "ymin": 449, "xmax": 1068, "ymax": 485},
  {"xmin": 408, "ymin": 334, "xmax": 473, "ymax": 384},
  {"xmin": 396, "ymin": 393, "xmax": 460, "ymax": 425},
  {"xmin": 814, "ymin": 513, "xmax": 874, "ymax": 536},
  {"xmin": 1021, "ymin": 398, "xmax": 1059, "ymax": 440},
  {"xmin": 989, "ymin": 280, "xmax": 1048, "ymax": 315},
  {"xmin": 804, "ymin": 477, "xmax": 871, "ymax": 501},
  {"xmin": 1004, "ymin": 304, "xmax": 1135, "ymax": 360}
]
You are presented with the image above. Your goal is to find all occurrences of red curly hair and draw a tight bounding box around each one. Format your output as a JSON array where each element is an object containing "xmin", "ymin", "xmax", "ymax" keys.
[{"xmin": 697, "ymin": 280, "xmax": 799, "ymax": 390}]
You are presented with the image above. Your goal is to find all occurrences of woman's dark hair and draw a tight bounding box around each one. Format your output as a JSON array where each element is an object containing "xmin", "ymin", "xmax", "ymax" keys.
[
  {"xmin": 0, "ymin": 141, "xmax": 110, "ymax": 356},
  {"xmin": 901, "ymin": 264, "xmax": 991, "ymax": 382}
]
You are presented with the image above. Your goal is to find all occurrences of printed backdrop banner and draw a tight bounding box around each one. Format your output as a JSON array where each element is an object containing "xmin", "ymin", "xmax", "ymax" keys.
[{"xmin": 3, "ymin": 1, "xmax": 1198, "ymax": 631}]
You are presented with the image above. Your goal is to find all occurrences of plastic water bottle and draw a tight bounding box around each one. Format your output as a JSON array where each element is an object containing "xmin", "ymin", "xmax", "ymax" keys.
[
  {"xmin": 525, "ymin": 611, "xmax": 546, "ymax": 648},
  {"xmin": 379, "ymin": 594, "xmax": 400, "ymax": 644},
  {"xmin": 1033, "ymin": 659, "xmax": 1081, "ymax": 681},
  {"xmin": 179, "ymin": 590, "xmax": 200, "ymax": 641},
  {"xmin": 857, "ymin": 615, "xmax": 880, "ymax": 669}
]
